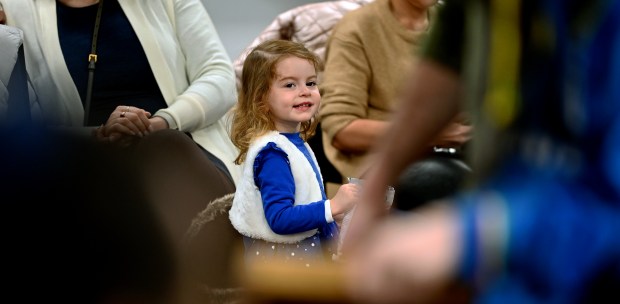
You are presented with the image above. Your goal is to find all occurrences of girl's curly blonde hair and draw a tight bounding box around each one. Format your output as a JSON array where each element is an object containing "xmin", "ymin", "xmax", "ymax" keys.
[{"xmin": 231, "ymin": 40, "xmax": 322, "ymax": 165}]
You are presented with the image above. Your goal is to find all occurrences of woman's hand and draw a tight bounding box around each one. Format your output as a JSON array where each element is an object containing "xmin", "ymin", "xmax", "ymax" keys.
[
  {"xmin": 93, "ymin": 105, "xmax": 153, "ymax": 144},
  {"xmin": 430, "ymin": 122, "xmax": 472, "ymax": 147},
  {"xmin": 148, "ymin": 115, "xmax": 170, "ymax": 132},
  {"xmin": 429, "ymin": 112, "xmax": 473, "ymax": 148}
]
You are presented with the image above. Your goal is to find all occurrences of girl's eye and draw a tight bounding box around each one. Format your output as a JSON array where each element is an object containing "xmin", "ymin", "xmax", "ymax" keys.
[
  {"xmin": 306, "ymin": 81, "xmax": 317, "ymax": 87},
  {"xmin": 284, "ymin": 83, "xmax": 296, "ymax": 88}
]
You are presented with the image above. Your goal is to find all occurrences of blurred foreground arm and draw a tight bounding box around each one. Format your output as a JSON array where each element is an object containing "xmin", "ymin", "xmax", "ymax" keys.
[
  {"xmin": 346, "ymin": 203, "xmax": 467, "ymax": 304},
  {"xmin": 341, "ymin": 60, "xmax": 463, "ymax": 254},
  {"xmin": 340, "ymin": 60, "xmax": 468, "ymax": 304}
]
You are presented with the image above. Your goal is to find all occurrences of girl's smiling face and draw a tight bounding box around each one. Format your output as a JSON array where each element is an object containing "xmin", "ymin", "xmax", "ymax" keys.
[{"xmin": 267, "ymin": 56, "xmax": 320, "ymax": 133}]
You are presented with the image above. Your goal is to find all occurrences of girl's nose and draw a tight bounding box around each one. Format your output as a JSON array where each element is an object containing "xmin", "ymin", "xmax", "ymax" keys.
[{"xmin": 299, "ymin": 86, "xmax": 311, "ymax": 96}]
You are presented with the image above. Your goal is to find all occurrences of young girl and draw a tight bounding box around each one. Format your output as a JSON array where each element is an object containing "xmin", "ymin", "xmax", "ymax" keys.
[{"xmin": 229, "ymin": 40, "xmax": 358, "ymax": 266}]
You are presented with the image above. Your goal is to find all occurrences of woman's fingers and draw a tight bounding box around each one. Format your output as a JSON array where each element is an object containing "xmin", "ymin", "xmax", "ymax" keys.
[
  {"xmin": 96, "ymin": 106, "xmax": 154, "ymax": 143},
  {"xmin": 113, "ymin": 105, "xmax": 152, "ymax": 136},
  {"xmin": 106, "ymin": 121, "xmax": 140, "ymax": 138}
]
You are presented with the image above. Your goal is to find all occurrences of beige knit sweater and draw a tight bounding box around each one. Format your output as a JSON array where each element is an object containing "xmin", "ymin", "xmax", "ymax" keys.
[{"xmin": 318, "ymin": 0, "xmax": 431, "ymax": 179}]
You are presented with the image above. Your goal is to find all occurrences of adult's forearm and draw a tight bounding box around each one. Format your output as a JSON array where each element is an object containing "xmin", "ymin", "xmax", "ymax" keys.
[
  {"xmin": 341, "ymin": 60, "xmax": 463, "ymax": 256},
  {"xmin": 377, "ymin": 60, "xmax": 461, "ymax": 182},
  {"xmin": 332, "ymin": 119, "xmax": 389, "ymax": 153},
  {"xmin": 362, "ymin": 60, "xmax": 462, "ymax": 208}
]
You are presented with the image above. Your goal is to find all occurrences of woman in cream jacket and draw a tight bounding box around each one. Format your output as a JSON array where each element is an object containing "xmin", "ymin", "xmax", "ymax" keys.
[{"xmin": 0, "ymin": 0, "xmax": 241, "ymax": 184}]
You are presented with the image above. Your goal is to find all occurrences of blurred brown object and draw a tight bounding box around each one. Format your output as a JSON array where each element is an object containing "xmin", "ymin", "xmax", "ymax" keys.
[
  {"xmin": 182, "ymin": 193, "xmax": 247, "ymax": 304},
  {"xmin": 132, "ymin": 129, "xmax": 245, "ymax": 303},
  {"xmin": 234, "ymin": 253, "xmax": 471, "ymax": 304},
  {"xmin": 238, "ymin": 257, "xmax": 353, "ymax": 304}
]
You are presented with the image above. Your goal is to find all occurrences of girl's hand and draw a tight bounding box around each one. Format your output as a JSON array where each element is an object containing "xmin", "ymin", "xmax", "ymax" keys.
[{"xmin": 330, "ymin": 183, "xmax": 360, "ymax": 217}]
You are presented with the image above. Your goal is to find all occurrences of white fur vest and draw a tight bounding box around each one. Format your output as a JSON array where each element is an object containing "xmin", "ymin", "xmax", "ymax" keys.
[{"xmin": 229, "ymin": 131, "xmax": 324, "ymax": 243}]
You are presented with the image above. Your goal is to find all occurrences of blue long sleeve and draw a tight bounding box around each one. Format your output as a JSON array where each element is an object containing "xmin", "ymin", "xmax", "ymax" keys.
[{"xmin": 254, "ymin": 143, "xmax": 327, "ymax": 234}]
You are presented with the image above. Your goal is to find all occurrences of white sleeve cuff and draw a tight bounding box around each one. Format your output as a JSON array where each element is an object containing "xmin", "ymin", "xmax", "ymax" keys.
[
  {"xmin": 324, "ymin": 199, "xmax": 334, "ymax": 223},
  {"xmin": 153, "ymin": 111, "xmax": 178, "ymax": 130}
]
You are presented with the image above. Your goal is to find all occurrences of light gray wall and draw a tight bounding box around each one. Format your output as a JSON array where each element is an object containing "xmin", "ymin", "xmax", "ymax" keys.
[{"xmin": 201, "ymin": 0, "xmax": 317, "ymax": 61}]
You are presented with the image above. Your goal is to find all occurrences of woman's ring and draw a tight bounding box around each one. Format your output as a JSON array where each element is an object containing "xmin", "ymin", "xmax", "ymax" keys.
[{"xmin": 120, "ymin": 111, "xmax": 126, "ymax": 118}]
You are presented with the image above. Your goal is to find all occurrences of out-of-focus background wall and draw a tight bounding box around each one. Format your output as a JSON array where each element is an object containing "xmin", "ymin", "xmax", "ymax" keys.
[{"xmin": 202, "ymin": 0, "xmax": 317, "ymax": 60}]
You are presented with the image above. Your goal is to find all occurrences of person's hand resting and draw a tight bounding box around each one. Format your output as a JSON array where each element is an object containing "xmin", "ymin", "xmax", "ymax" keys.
[
  {"xmin": 94, "ymin": 105, "xmax": 167, "ymax": 145},
  {"xmin": 429, "ymin": 112, "xmax": 473, "ymax": 148}
]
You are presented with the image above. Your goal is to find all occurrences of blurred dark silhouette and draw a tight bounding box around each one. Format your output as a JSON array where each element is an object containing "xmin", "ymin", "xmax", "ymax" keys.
[{"xmin": 1, "ymin": 126, "xmax": 178, "ymax": 304}]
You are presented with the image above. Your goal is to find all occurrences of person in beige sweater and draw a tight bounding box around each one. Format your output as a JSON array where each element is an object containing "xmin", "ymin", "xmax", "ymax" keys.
[{"xmin": 319, "ymin": 0, "xmax": 471, "ymax": 182}]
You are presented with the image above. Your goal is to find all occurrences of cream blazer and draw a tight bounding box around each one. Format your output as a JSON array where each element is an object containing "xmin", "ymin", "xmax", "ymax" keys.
[
  {"xmin": 0, "ymin": 24, "xmax": 23, "ymax": 117},
  {"xmin": 1, "ymin": 0, "xmax": 242, "ymax": 183}
]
